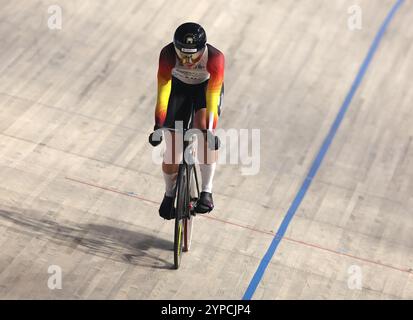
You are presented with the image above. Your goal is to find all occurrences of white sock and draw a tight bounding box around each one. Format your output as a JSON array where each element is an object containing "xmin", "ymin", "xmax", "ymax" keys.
[
  {"xmin": 163, "ymin": 172, "xmax": 177, "ymax": 197},
  {"xmin": 199, "ymin": 163, "xmax": 216, "ymax": 193}
]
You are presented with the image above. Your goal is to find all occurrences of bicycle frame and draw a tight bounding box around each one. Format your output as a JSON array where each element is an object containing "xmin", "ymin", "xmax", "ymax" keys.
[{"xmin": 166, "ymin": 108, "xmax": 201, "ymax": 268}]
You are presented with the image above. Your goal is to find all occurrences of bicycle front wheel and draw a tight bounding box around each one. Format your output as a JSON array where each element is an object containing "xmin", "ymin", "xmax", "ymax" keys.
[
  {"xmin": 183, "ymin": 165, "xmax": 197, "ymax": 252},
  {"xmin": 174, "ymin": 165, "xmax": 187, "ymax": 269}
]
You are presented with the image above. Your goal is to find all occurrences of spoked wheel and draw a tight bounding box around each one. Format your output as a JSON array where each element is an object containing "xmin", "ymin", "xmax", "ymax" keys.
[{"xmin": 174, "ymin": 166, "xmax": 187, "ymax": 269}]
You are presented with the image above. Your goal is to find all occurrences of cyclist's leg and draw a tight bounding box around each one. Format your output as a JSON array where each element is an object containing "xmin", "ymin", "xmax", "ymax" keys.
[
  {"xmin": 163, "ymin": 131, "xmax": 182, "ymax": 195},
  {"xmin": 159, "ymin": 77, "xmax": 190, "ymax": 219},
  {"xmin": 192, "ymin": 82, "xmax": 224, "ymax": 213}
]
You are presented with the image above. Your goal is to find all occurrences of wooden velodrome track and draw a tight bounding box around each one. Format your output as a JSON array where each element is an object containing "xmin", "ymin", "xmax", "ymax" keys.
[{"xmin": 0, "ymin": 0, "xmax": 412, "ymax": 299}]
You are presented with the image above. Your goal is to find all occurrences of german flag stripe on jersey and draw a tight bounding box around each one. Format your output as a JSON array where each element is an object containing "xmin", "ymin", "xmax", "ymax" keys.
[
  {"xmin": 154, "ymin": 43, "xmax": 225, "ymax": 129},
  {"xmin": 206, "ymin": 45, "xmax": 225, "ymax": 130},
  {"xmin": 155, "ymin": 45, "xmax": 175, "ymax": 127}
]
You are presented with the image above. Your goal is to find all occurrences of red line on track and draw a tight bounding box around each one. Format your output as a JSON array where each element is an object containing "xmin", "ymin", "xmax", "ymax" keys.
[
  {"xmin": 66, "ymin": 176, "xmax": 413, "ymax": 275},
  {"xmin": 65, "ymin": 176, "xmax": 160, "ymax": 205},
  {"xmin": 202, "ymin": 215, "xmax": 412, "ymax": 275}
]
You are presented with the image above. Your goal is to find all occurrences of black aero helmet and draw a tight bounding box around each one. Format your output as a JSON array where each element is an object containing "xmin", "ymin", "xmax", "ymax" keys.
[{"xmin": 173, "ymin": 22, "xmax": 207, "ymax": 54}]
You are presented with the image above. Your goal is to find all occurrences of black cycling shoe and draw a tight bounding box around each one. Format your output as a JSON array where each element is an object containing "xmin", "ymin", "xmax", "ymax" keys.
[
  {"xmin": 195, "ymin": 192, "xmax": 214, "ymax": 214},
  {"xmin": 159, "ymin": 194, "xmax": 175, "ymax": 220}
]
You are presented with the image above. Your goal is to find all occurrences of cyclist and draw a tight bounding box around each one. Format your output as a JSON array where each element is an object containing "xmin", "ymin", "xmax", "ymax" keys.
[{"xmin": 149, "ymin": 22, "xmax": 225, "ymax": 220}]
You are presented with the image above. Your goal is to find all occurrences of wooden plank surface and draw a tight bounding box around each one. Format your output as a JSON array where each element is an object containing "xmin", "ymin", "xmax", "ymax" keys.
[{"xmin": 0, "ymin": 0, "xmax": 412, "ymax": 299}]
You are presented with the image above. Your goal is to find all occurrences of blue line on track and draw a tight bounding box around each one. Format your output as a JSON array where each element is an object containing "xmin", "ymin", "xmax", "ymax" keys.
[{"xmin": 243, "ymin": 0, "xmax": 405, "ymax": 300}]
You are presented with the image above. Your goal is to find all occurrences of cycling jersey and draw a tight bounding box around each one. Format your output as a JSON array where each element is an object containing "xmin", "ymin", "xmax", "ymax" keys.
[{"xmin": 155, "ymin": 43, "xmax": 225, "ymax": 130}]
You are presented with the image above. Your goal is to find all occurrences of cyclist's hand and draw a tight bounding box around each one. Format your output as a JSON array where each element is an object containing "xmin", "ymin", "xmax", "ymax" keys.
[
  {"xmin": 149, "ymin": 125, "xmax": 163, "ymax": 147},
  {"xmin": 206, "ymin": 131, "xmax": 220, "ymax": 151}
]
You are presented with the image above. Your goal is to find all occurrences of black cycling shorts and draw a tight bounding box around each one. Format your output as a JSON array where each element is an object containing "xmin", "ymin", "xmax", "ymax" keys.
[{"xmin": 163, "ymin": 76, "xmax": 224, "ymax": 129}]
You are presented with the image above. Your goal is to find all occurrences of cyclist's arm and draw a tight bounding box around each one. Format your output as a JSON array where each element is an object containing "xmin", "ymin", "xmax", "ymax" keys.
[
  {"xmin": 206, "ymin": 46, "xmax": 225, "ymax": 130},
  {"xmin": 155, "ymin": 44, "xmax": 175, "ymax": 128}
]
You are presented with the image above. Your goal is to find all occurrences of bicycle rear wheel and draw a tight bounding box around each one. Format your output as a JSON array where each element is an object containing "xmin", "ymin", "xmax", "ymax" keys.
[{"xmin": 174, "ymin": 165, "xmax": 187, "ymax": 269}]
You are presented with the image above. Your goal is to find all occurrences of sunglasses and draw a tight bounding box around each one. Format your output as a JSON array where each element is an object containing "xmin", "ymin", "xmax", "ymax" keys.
[{"xmin": 175, "ymin": 47, "xmax": 205, "ymax": 65}]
